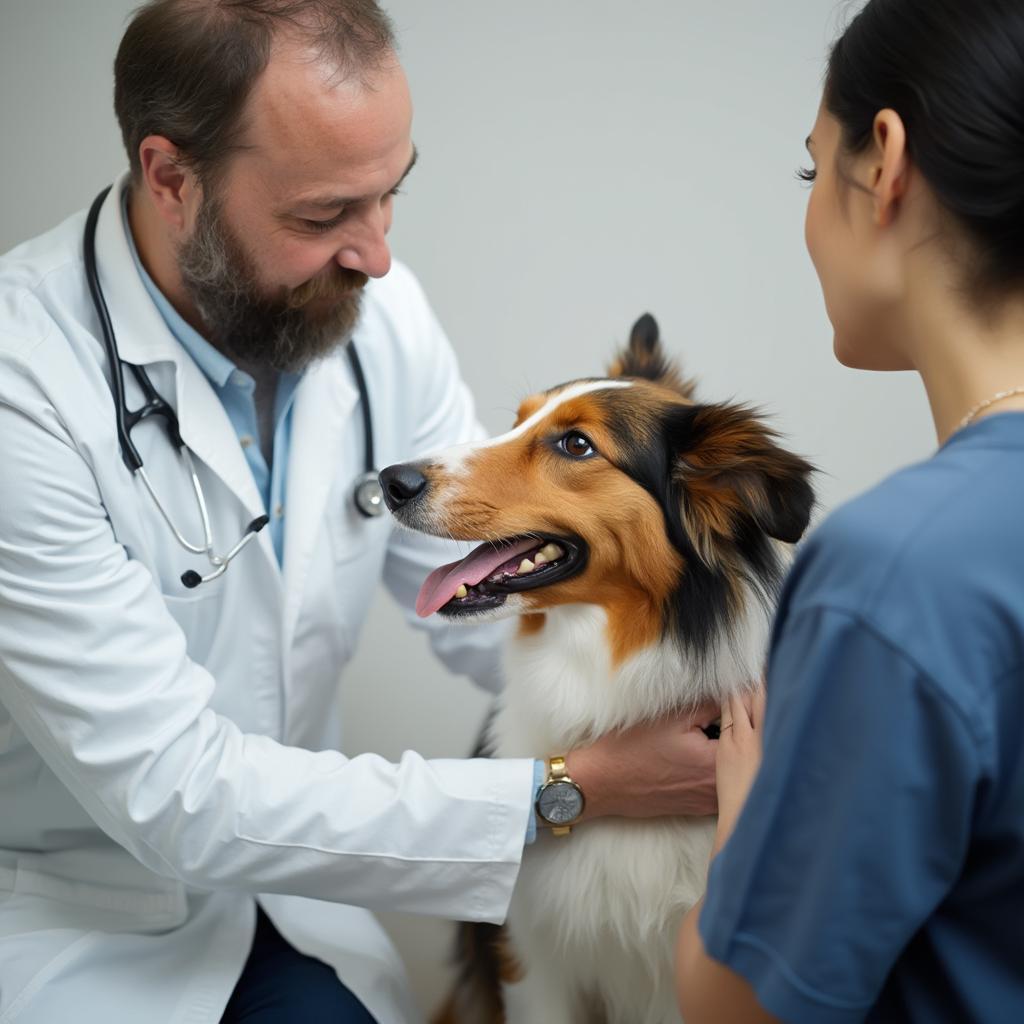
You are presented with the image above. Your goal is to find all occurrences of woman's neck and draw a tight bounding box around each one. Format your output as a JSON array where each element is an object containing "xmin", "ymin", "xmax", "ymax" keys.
[{"xmin": 903, "ymin": 273, "xmax": 1024, "ymax": 444}]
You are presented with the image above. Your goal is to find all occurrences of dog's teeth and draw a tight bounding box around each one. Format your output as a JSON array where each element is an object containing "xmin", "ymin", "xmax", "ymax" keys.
[
  {"xmin": 540, "ymin": 543, "xmax": 564, "ymax": 561},
  {"xmin": 518, "ymin": 558, "xmax": 536, "ymax": 575},
  {"xmin": 455, "ymin": 584, "xmax": 468, "ymax": 599},
  {"xmin": 534, "ymin": 552, "xmax": 549, "ymax": 565}
]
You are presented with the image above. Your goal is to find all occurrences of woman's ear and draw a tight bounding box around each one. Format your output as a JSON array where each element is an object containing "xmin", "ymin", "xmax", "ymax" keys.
[{"xmin": 870, "ymin": 109, "xmax": 910, "ymax": 228}]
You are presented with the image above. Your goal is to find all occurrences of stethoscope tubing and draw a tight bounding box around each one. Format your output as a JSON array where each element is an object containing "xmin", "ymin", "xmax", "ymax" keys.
[{"xmin": 84, "ymin": 184, "xmax": 384, "ymax": 589}]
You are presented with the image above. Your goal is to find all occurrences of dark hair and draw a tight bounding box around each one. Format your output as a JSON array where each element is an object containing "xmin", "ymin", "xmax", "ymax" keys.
[
  {"xmin": 826, "ymin": 0, "xmax": 1024, "ymax": 296},
  {"xmin": 114, "ymin": 0, "xmax": 396, "ymax": 184}
]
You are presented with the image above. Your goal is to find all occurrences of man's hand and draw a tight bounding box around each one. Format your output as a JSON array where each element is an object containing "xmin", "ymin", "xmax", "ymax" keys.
[{"xmin": 565, "ymin": 705, "xmax": 720, "ymax": 821}]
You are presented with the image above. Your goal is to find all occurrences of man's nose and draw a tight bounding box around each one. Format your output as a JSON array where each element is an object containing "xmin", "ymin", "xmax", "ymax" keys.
[
  {"xmin": 335, "ymin": 207, "xmax": 392, "ymax": 278},
  {"xmin": 379, "ymin": 463, "xmax": 428, "ymax": 511}
]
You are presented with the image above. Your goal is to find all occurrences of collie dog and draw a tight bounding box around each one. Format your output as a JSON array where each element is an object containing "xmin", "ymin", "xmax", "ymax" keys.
[{"xmin": 380, "ymin": 315, "xmax": 814, "ymax": 1024}]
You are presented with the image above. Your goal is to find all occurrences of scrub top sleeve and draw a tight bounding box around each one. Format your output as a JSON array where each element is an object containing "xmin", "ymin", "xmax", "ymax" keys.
[{"xmin": 699, "ymin": 606, "xmax": 982, "ymax": 1024}]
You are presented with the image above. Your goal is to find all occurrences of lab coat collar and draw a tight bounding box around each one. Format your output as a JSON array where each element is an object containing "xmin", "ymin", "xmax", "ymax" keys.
[
  {"xmin": 282, "ymin": 353, "xmax": 358, "ymax": 649},
  {"xmin": 92, "ymin": 172, "xmax": 276, "ymax": 570},
  {"xmin": 94, "ymin": 173, "xmax": 365, "ymax": 635}
]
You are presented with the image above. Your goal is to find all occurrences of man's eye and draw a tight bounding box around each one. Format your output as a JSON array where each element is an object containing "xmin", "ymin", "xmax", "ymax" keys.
[
  {"xmin": 558, "ymin": 432, "xmax": 596, "ymax": 459},
  {"xmin": 796, "ymin": 166, "xmax": 817, "ymax": 184},
  {"xmin": 303, "ymin": 214, "xmax": 345, "ymax": 234}
]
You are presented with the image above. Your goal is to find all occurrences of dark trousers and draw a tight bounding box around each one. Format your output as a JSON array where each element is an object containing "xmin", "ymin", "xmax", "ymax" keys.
[{"xmin": 220, "ymin": 906, "xmax": 377, "ymax": 1023}]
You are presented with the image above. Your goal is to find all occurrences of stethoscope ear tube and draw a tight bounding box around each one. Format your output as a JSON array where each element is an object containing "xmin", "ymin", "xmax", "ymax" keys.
[
  {"xmin": 85, "ymin": 185, "xmax": 144, "ymax": 473},
  {"xmin": 87, "ymin": 183, "xmax": 386, "ymax": 593}
]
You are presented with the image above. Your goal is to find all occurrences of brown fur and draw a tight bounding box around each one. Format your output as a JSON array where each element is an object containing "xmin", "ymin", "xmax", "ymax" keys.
[
  {"xmin": 430, "ymin": 922, "xmax": 522, "ymax": 1024},
  {"xmin": 430, "ymin": 389, "xmax": 684, "ymax": 666},
  {"xmin": 518, "ymin": 613, "xmax": 547, "ymax": 637}
]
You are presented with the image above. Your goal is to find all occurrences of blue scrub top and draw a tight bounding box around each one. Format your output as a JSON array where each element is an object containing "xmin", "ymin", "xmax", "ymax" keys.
[{"xmin": 701, "ymin": 412, "xmax": 1024, "ymax": 1023}]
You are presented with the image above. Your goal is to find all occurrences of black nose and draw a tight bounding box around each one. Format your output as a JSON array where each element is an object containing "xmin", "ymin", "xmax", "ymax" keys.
[{"xmin": 379, "ymin": 463, "xmax": 428, "ymax": 511}]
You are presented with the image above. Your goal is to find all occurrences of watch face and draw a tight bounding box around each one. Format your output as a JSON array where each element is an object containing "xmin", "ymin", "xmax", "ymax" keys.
[{"xmin": 537, "ymin": 781, "xmax": 583, "ymax": 825}]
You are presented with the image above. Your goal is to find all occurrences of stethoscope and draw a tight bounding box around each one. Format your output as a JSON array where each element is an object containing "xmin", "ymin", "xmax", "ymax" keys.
[{"xmin": 84, "ymin": 185, "xmax": 384, "ymax": 590}]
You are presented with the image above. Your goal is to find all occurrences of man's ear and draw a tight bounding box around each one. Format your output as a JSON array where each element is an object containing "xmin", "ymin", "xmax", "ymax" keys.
[
  {"xmin": 137, "ymin": 135, "xmax": 200, "ymax": 232},
  {"xmin": 668, "ymin": 403, "xmax": 815, "ymax": 558},
  {"xmin": 607, "ymin": 313, "xmax": 697, "ymax": 399}
]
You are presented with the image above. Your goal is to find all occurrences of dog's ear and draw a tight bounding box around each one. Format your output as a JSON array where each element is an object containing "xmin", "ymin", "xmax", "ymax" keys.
[
  {"xmin": 608, "ymin": 314, "xmax": 697, "ymax": 399},
  {"xmin": 669, "ymin": 403, "xmax": 815, "ymax": 557}
]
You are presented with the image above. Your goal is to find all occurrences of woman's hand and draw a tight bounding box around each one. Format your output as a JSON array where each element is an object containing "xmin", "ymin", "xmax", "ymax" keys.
[{"xmin": 713, "ymin": 683, "xmax": 766, "ymax": 854}]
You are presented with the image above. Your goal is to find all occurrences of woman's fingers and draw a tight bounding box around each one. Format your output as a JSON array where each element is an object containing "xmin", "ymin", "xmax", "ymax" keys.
[
  {"xmin": 729, "ymin": 693, "xmax": 752, "ymax": 736},
  {"xmin": 720, "ymin": 699, "xmax": 734, "ymax": 734},
  {"xmin": 713, "ymin": 688, "xmax": 766, "ymax": 840},
  {"xmin": 718, "ymin": 683, "xmax": 766, "ymax": 741},
  {"xmin": 752, "ymin": 680, "xmax": 767, "ymax": 730}
]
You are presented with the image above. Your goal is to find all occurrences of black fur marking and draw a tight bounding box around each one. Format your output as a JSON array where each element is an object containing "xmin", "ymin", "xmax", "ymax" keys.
[
  {"xmin": 595, "ymin": 394, "xmax": 814, "ymax": 666},
  {"xmin": 610, "ymin": 314, "xmax": 696, "ymax": 398},
  {"xmin": 630, "ymin": 313, "xmax": 660, "ymax": 354},
  {"xmin": 760, "ymin": 470, "xmax": 816, "ymax": 544},
  {"xmin": 592, "ymin": 395, "xmax": 736, "ymax": 663},
  {"xmin": 614, "ymin": 314, "xmax": 679, "ymax": 384}
]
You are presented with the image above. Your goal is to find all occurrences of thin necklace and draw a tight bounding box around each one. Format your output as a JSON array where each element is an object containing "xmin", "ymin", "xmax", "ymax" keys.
[{"xmin": 957, "ymin": 386, "xmax": 1024, "ymax": 432}]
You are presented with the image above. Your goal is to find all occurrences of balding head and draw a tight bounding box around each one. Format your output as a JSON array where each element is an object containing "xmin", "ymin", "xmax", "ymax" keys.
[{"xmin": 114, "ymin": 0, "xmax": 396, "ymax": 184}]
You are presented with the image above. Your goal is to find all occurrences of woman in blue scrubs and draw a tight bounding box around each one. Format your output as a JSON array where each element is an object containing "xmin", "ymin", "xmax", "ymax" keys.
[{"xmin": 676, "ymin": 1, "xmax": 1024, "ymax": 1021}]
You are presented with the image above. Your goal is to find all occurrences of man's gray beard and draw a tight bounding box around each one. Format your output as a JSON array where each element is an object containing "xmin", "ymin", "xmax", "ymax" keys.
[{"xmin": 177, "ymin": 194, "xmax": 367, "ymax": 374}]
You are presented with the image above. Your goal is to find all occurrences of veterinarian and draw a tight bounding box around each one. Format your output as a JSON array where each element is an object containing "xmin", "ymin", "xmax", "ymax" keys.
[
  {"xmin": 676, "ymin": 0, "xmax": 1024, "ymax": 1021},
  {"xmin": 0, "ymin": 2, "xmax": 722, "ymax": 1022}
]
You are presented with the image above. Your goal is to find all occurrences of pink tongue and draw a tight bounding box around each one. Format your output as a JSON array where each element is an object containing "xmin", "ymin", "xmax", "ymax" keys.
[{"xmin": 416, "ymin": 537, "xmax": 541, "ymax": 618}]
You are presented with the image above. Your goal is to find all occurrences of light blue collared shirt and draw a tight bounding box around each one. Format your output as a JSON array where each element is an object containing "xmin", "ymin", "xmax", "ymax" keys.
[{"xmin": 122, "ymin": 195, "xmax": 300, "ymax": 564}]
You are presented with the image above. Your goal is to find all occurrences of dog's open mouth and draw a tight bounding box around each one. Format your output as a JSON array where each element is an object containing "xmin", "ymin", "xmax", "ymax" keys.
[{"xmin": 416, "ymin": 535, "xmax": 587, "ymax": 618}]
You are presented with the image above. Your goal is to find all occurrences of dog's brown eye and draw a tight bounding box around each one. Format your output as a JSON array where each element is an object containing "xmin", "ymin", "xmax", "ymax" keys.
[{"xmin": 560, "ymin": 432, "xmax": 596, "ymax": 459}]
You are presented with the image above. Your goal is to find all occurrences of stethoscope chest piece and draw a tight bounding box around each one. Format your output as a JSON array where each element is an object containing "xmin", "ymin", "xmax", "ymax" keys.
[{"xmin": 353, "ymin": 471, "xmax": 385, "ymax": 518}]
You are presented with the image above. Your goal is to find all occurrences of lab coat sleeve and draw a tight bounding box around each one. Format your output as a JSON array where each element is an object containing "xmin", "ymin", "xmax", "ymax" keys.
[
  {"xmin": 374, "ymin": 265, "xmax": 512, "ymax": 695},
  {"xmin": 0, "ymin": 346, "xmax": 533, "ymax": 923}
]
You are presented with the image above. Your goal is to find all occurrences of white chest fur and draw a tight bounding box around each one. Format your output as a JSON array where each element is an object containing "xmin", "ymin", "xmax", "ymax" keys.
[{"xmin": 491, "ymin": 602, "xmax": 771, "ymax": 1024}]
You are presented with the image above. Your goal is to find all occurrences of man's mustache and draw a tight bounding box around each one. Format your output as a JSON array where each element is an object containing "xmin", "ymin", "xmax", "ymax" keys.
[{"xmin": 284, "ymin": 268, "xmax": 369, "ymax": 310}]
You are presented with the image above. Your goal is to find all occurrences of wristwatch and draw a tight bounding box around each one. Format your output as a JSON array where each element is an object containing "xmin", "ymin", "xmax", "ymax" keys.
[{"xmin": 535, "ymin": 756, "xmax": 585, "ymax": 836}]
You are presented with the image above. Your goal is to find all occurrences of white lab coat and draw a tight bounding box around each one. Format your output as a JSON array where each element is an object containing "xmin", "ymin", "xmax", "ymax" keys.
[{"xmin": 0, "ymin": 174, "xmax": 534, "ymax": 1024}]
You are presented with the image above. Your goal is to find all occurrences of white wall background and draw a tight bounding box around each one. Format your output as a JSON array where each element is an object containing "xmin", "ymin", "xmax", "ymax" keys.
[{"xmin": 1, "ymin": 0, "xmax": 935, "ymax": 1016}]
